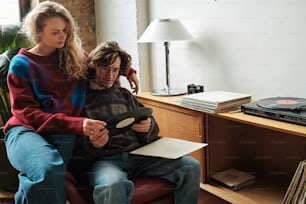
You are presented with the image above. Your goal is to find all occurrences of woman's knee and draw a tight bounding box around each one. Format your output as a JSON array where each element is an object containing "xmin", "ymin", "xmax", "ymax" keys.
[
  {"xmin": 27, "ymin": 150, "xmax": 66, "ymax": 183},
  {"xmin": 5, "ymin": 126, "xmax": 66, "ymax": 179}
]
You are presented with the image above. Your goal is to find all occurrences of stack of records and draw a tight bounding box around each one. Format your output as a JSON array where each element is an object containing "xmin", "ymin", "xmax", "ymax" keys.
[
  {"xmin": 282, "ymin": 160, "xmax": 306, "ymax": 204},
  {"xmin": 180, "ymin": 90, "xmax": 252, "ymax": 114}
]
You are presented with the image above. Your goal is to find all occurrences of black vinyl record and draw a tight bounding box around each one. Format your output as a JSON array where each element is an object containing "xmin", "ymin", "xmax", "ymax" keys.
[
  {"xmin": 256, "ymin": 97, "xmax": 306, "ymax": 112},
  {"xmin": 106, "ymin": 107, "xmax": 153, "ymax": 135}
]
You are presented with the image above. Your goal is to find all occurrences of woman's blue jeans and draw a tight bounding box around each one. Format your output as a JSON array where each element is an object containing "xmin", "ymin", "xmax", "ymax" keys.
[
  {"xmin": 88, "ymin": 153, "xmax": 200, "ymax": 204},
  {"xmin": 4, "ymin": 126, "xmax": 76, "ymax": 204}
]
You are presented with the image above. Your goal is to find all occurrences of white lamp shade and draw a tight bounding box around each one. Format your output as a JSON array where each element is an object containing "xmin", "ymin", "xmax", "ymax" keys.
[{"xmin": 138, "ymin": 18, "xmax": 193, "ymax": 43}]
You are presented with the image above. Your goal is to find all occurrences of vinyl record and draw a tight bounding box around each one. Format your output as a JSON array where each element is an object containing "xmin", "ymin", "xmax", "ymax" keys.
[
  {"xmin": 256, "ymin": 97, "xmax": 306, "ymax": 111},
  {"xmin": 106, "ymin": 107, "xmax": 153, "ymax": 135}
]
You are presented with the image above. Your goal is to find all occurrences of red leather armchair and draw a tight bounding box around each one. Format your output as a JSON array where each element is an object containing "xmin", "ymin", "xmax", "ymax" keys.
[
  {"xmin": 65, "ymin": 171, "xmax": 175, "ymax": 204},
  {"xmin": 1, "ymin": 138, "xmax": 175, "ymax": 204}
]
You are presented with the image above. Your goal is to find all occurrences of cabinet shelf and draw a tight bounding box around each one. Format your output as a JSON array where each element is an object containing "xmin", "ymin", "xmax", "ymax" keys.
[
  {"xmin": 201, "ymin": 175, "xmax": 288, "ymax": 204},
  {"xmin": 217, "ymin": 112, "xmax": 306, "ymax": 138}
]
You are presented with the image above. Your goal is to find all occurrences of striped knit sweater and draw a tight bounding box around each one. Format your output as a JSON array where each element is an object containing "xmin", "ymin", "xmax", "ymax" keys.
[{"xmin": 76, "ymin": 86, "xmax": 159, "ymax": 160}]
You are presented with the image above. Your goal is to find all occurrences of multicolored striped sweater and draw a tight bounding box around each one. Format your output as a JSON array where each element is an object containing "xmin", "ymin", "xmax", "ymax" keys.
[{"xmin": 4, "ymin": 48, "xmax": 87, "ymax": 135}]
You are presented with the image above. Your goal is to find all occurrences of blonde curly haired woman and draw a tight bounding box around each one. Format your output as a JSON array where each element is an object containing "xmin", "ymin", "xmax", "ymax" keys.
[{"xmin": 3, "ymin": 2, "xmax": 137, "ymax": 203}]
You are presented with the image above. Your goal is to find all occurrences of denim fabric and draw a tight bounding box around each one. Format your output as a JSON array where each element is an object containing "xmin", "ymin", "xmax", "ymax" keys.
[
  {"xmin": 87, "ymin": 153, "xmax": 200, "ymax": 204},
  {"xmin": 4, "ymin": 126, "xmax": 76, "ymax": 204}
]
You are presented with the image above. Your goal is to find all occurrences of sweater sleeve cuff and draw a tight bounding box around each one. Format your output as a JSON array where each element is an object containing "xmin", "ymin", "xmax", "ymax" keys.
[
  {"xmin": 127, "ymin": 67, "xmax": 136, "ymax": 77},
  {"xmin": 65, "ymin": 116, "xmax": 86, "ymax": 135}
]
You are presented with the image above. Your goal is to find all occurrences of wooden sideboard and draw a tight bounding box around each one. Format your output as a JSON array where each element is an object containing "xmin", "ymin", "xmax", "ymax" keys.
[
  {"xmin": 136, "ymin": 92, "xmax": 306, "ymax": 204},
  {"xmin": 136, "ymin": 92, "xmax": 206, "ymax": 182}
]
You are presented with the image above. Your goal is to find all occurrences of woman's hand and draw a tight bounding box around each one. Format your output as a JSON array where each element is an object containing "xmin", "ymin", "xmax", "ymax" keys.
[
  {"xmin": 82, "ymin": 118, "xmax": 109, "ymax": 147},
  {"xmin": 131, "ymin": 118, "xmax": 151, "ymax": 132},
  {"xmin": 127, "ymin": 72, "xmax": 139, "ymax": 94}
]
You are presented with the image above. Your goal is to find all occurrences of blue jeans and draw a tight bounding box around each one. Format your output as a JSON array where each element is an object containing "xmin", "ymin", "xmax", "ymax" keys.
[
  {"xmin": 4, "ymin": 126, "xmax": 76, "ymax": 204},
  {"xmin": 87, "ymin": 152, "xmax": 200, "ymax": 204}
]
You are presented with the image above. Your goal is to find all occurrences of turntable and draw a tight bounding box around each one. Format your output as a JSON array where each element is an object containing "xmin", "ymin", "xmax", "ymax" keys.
[{"xmin": 241, "ymin": 97, "xmax": 306, "ymax": 126}]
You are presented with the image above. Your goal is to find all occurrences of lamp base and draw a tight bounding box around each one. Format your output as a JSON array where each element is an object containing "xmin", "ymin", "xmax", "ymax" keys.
[{"xmin": 151, "ymin": 88, "xmax": 186, "ymax": 96}]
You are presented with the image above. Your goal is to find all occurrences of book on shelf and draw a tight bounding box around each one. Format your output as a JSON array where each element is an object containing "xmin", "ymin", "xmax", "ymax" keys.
[
  {"xmin": 282, "ymin": 160, "xmax": 306, "ymax": 204},
  {"xmin": 210, "ymin": 168, "xmax": 255, "ymax": 191},
  {"xmin": 179, "ymin": 90, "xmax": 252, "ymax": 114}
]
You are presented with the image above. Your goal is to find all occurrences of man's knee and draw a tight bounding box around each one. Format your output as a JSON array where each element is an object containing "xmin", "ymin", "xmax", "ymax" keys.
[{"xmin": 93, "ymin": 180, "xmax": 134, "ymax": 203}]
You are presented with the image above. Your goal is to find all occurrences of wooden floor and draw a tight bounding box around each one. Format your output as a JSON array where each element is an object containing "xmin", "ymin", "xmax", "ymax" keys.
[
  {"xmin": 1, "ymin": 189, "xmax": 229, "ymax": 204},
  {"xmin": 199, "ymin": 189, "xmax": 230, "ymax": 204}
]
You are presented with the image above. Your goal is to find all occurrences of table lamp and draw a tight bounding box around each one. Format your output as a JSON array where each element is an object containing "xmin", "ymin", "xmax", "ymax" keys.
[{"xmin": 138, "ymin": 18, "xmax": 193, "ymax": 96}]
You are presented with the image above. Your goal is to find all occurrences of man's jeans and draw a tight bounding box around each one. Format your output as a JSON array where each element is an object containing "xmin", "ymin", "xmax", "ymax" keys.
[
  {"xmin": 5, "ymin": 126, "xmax": 76, "ymax": 204},
  {"xmin": 88, "ymin": 153, "xmax": 200, "ymax": 204}
]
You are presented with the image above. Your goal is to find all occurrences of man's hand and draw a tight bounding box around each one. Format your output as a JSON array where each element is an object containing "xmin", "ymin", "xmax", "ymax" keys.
[
  {"xmin": 82, "ymin": 118, "xmax": 109, "ymax": 147},
  {"xmin": 131, "ymin": 118, "xmax": 151, "ymax": 132},
  {"xmin": 89, "ymin": 127, "xmax": 109, "ymax": 148}
]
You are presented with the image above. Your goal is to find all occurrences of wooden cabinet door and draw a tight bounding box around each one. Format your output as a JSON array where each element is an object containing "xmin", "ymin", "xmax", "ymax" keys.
[{"xmin": 137, "ymin": 96, "xmax": 206, "ymax": 182}]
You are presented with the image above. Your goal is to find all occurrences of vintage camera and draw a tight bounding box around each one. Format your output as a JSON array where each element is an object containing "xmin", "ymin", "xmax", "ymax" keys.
[{"xmin": 187, "ymin": 84, "xmax": 204, "ymax": 94}]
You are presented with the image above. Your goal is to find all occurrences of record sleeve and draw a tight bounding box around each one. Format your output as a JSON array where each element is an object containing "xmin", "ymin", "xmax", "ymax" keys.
[
  {"xmin": 130, "ymin": 137, "xmax": 207, "ymax": 159},
  {"xmin": 282, "ymin": 160, "xmax": 306, "ymax": 204}
]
